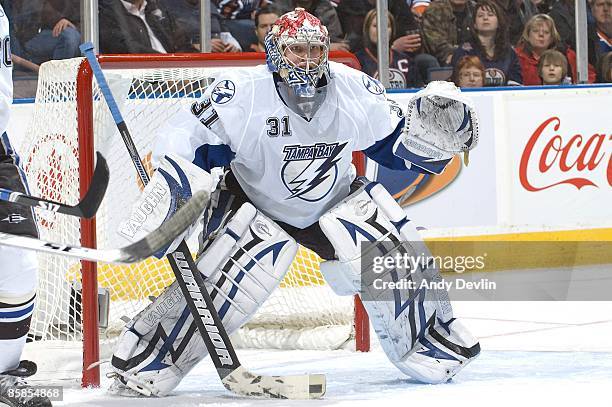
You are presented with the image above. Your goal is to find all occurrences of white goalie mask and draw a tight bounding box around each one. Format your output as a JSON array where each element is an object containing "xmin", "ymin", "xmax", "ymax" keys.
[{"xmin": 265, "ymin": 8, "xmax": 331, "ymax": 98}]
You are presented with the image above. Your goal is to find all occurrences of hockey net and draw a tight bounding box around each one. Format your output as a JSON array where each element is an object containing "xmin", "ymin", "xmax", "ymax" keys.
[{"xmin": 18, "ymin": 53, "xmax": 369, "ymax": 387}]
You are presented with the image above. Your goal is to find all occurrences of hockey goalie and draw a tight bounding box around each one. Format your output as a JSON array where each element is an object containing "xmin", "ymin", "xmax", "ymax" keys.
[{"xmin": 109, "ymin": 8, "xmax": 481, "ymax": 397}]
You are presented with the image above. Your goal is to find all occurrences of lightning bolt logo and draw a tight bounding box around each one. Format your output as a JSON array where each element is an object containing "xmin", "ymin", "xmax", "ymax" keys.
[
  {"xmin": 281, "ymin": 142, "xmax": 347, "ymax": 202},
  {"xmin": 285, "ymin": 164, "xmax": 310, "ymax": 198},
  {"xmin": 211, "ymin": 80, "xmax": 235, "ymax": 104},
  {"xmin": 362, "ymin": 74, "xmax": 384, "ymax": 95}
]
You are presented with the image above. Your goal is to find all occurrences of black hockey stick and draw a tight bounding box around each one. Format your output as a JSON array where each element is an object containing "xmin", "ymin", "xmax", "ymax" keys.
[
  {"xmin": 0, "ymin": 152, "xmax": 109, "ymax": 218},
  {"xmin": 0, "ymin": 190, "xmax": 208, "ymax": 264},
  {"xmin": 81, "ymin": 43, "xmax": 325, "ymax": 399}
]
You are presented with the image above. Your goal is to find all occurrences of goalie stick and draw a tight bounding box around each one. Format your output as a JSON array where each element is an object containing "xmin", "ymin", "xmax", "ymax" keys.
[
  {"xmin": 0, "ymin": 152, "xmax": 109, "ymax": 218},
  {"xmin": 81, "ymin": 43, "xmax": 325, "ymax": 399},
  {"xmin": 0, "ymin": 190, "xmax": 208, "ymax": 264}
]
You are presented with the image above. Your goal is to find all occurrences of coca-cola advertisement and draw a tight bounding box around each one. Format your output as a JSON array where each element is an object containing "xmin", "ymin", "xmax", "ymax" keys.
[
  {"xmin": 519, "ymin": 116, "xmax": 611, "ymax": 192},
  {"xmin": 506, "ymin": 89, "xmax": 611, "ymax": 227}
]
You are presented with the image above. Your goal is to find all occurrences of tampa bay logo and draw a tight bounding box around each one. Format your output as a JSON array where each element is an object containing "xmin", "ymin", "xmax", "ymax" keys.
[{"xmin": 281, "ymin": 142, "xmax": 347, "ymax": 202}]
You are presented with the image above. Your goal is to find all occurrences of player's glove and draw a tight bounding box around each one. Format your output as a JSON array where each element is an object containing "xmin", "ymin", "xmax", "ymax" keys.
[{"xmin": 393, "ymin": 81, "xmax": 479, "ymax": 174}]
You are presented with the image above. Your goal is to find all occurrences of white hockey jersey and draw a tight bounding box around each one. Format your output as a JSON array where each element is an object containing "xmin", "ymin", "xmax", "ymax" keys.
[
  {"xmin": 154, "ymin": 62, "xmax": 404, "ymax": 228},
  {"xmin": 0, "ymin": 6, "xmax": 12, "ymax": 136}
]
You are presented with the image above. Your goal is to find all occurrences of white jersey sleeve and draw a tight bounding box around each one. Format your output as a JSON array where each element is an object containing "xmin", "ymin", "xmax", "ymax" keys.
[
  {"xmin": 329, "ymin": 62, "xmax": 404, "ymax": 151},
  {"xmin": 152, "ymin": 68, "xmax": 258, "ymax": 170},
  {"xmin": 0, "ymin": 6, "xmax": 13, "ymax": 136}
]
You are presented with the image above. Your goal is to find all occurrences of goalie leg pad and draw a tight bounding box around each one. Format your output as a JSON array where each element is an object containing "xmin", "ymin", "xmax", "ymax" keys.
[
  {"xmin": 109, "ymin": 203, "xmax": 297, "ymax": 397},
  {"xmin": 319, "ymin": 179, "xmax": 479, "ymax": 383}
]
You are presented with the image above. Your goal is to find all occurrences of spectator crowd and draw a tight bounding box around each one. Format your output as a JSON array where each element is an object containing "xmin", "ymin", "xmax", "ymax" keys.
[{"xmin": 2, "ymin": 0, "xmax": 611, "ymax": 90}]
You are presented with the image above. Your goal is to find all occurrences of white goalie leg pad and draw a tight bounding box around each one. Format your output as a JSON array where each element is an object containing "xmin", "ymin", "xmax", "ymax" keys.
[
  {"xmin": 196, "ymin": 204, "xmax": 298, "ymax": 333},
  {"xmin": 109, "ymin": 280, "xmax": 195, "ymax": 397},
  {"xmin": 319, "ymin": 180, "xmax": 479, "ymax": 383},
  {"xmin": 109, "ymin": 203, "xmax": 297, "ymax": 397},
  {"xmin": 116, "ymin": 153, "xmax": 214, "ymax": 258}
]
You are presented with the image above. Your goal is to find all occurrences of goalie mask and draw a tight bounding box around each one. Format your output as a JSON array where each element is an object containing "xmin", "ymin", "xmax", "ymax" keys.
[{"xmin": 265, "ymin": 8, "xmax": 330, "ymax": 98}]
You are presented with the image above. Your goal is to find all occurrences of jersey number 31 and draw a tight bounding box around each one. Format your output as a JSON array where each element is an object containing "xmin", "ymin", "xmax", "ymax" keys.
[{"xmin": 266, "ymin": 116, "xmax": 292, "ymax": 137}]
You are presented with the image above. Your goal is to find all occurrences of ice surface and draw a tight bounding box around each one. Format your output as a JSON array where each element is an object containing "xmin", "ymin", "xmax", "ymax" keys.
[{"xmin": 23, "ymin": 299, "xmax": 612, "ymax": 406}]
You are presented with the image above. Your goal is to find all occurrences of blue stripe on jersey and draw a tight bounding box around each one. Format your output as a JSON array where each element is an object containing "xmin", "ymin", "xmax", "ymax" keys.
[
  {"xmin": 363, "ymin": 118, "xmax": 407, "ymax": 171},
  {"xmin": 0, "ymin": 297, "xmax": 34, "ymax": 339},
  {"xmin": 0, "ymin": 303, "xmax": 34, "ymax": 319},
  {"xmin": 193, "ymin": 144, "xmax": 235, "ymax": 172}
]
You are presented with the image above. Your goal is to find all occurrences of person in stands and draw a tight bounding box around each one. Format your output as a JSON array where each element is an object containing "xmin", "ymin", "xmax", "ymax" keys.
[
  {"xmin": 515, "ymin": 14, "xmax": 596, "ymax": 85},
  {"xmin": 355, "ymin": 9, "xmax": 418, "ymax": 88},
  {"xmin": 452, "ymin": 54, "xmax": 485, "ymax": 87},
  {"xmin": 451, "ymin": 0, "xmax": 522, "ymax": 86}
]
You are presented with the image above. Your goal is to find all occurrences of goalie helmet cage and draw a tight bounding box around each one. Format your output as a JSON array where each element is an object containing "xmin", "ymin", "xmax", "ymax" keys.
[{"xmin": 22, "ymin": 52, "xmax": 370, "ymax": 388}]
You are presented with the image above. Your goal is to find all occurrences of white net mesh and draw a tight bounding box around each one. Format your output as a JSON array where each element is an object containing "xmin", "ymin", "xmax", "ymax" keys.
[{"xmin": 18, "ymin": 57, "xmax": 357, "ymax": 377}]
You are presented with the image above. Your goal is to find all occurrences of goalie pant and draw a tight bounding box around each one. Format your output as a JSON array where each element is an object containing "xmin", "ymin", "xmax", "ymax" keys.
[{"xmin": 110, "ymin": 171, "xmax": 478, "ymax": 396}]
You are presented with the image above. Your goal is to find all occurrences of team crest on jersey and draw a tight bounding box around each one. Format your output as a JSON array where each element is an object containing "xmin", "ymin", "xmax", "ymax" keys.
[
  {"xmin": 485, "ymin": 68, "xmax": 506, "ymax": 86},
  {"xmin": 373, "ymin": 69, "xmax": 406, "ymax": 90},
  {"xmin": 281, "ymin": 142, "xmax": 347, "ymax": 202},
  {"xmin": 211, "ymin": 80, "xmax": 236, "ymax": 104},
  {"xmin": 362, "ymin": 74, "xmax": 384, "ymax": 95},
  {"xmin": 388, "ymin": 69, "xmax": 407, "ymax": 89}
]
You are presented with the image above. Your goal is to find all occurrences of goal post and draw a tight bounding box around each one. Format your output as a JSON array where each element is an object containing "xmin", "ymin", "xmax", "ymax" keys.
[{"xmin": 20, "ymin": 52, "xmax": 370, "ymax": 388}]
